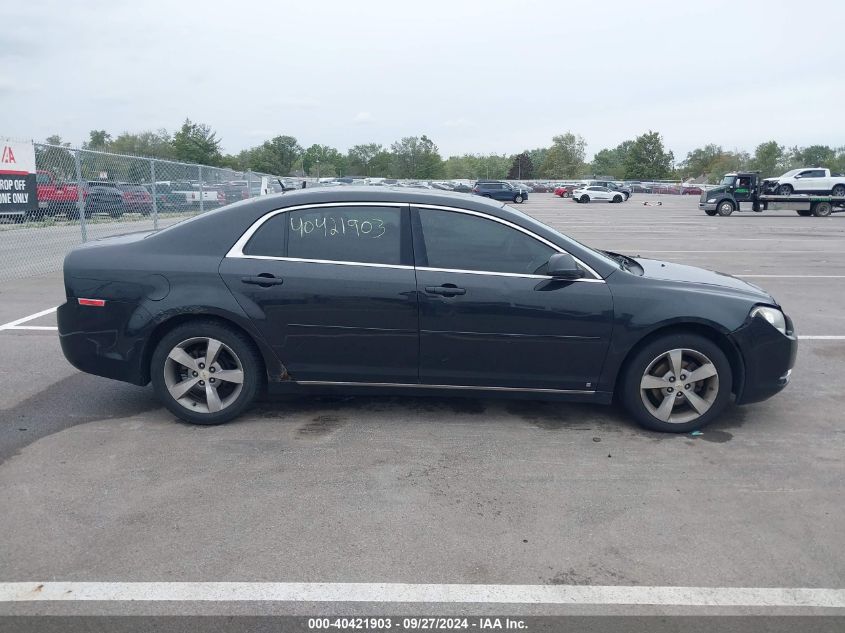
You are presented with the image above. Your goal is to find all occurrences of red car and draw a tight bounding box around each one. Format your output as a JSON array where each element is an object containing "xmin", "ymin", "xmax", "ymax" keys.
[
  {"xmin": 681, "ymin": 185, "xmax": 703, "ymax": 195},
  {"xmin": 117, "ymin": 184, "xmax": 153, "ymax": 215},
  {"xmin": 553, "ymin": 184, "xmax": 580, "ymax": 198}
]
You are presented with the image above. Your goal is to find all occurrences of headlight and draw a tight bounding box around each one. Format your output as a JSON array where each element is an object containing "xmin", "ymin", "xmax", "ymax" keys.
[
  {"xmin": 707, "ymin": 198, "xmax": 716, "ymax": 203},
  {"xmin": 750, "ymin": 306, "xmax": 787, "ymax": 335}
]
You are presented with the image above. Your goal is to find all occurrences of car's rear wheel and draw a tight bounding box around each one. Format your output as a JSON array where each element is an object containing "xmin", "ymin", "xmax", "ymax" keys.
[
  {"xmin": 151, "ymin": 321, "xmax": 263, "ymax": 425},
  {"xmin": 813, "ymin": 201, "xmax": 833, "ymax": 217},
  {"xmin": 514, "ymin": 194, "xmax": 524, "ymax": 203},
  {"xmin": 831, "ymin": 184, "xmax": 845, "ymax": 197},
  {"xmin": 580, "ymin": 195, "xmax": 590, "ymax": 203},
  {"xmin": 621, "ymin": 334, "xmax": 732, "ymax": 433}
]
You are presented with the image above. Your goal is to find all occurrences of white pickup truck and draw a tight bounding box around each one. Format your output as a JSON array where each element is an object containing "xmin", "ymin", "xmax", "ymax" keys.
[{"xmin": 767, "ymin": 168, "xmax": 845, "ymax": 197}]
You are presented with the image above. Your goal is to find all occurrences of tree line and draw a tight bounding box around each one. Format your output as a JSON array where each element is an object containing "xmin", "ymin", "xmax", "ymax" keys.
[{"xmin": 44, "ymin": 119, "xmax": 845, "ymax": 183}]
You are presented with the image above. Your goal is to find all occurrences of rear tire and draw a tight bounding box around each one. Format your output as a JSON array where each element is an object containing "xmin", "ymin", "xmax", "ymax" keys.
[
  {"xmin": 620, "ymin": 333, "xmax": 732, "ymax": 433},
  {"xmin": 151, "ymin": 320, "xmax": 263, "ymax": 425},
  {"xmin": 831, "ymin": 184, "xmax": 845, "ymax": 197},
  {"xmin": 514, "ymin": 194, "xmax": 524, "ymax": 203},
  {"xmin": 717, "ymin": 201, "xmax": 735, "ymax": 216},
  {"xmin": 812, "ymin": 201, "xmax": 833, "ymax": 217}
]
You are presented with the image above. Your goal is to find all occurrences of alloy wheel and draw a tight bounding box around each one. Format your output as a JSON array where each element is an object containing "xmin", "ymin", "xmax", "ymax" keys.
[
  {"xmin": 164, "ymin": 337, "xmax": 245, "ymax": 414},
  {"xmin": 639, "ymin": 348, "xmax": 719, "ymax": 424}
]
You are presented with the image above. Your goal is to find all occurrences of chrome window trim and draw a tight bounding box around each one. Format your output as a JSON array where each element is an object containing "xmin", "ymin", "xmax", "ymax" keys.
[
  {"xmin": 295, "ymin": 380, "xmax": 595, "ymax": 395},
  {"xmin": 226, "ymin": 200, "xmax": 604, "ymax": 282},
  {"xmin": 413, "ymin": 203, "xmax": 603, "ymax": 281}
]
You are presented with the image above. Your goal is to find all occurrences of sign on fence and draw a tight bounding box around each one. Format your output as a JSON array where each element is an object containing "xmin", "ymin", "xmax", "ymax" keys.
[{"xmin": 0, "ymin": 138, "xmax": 37, "ymax": 215}]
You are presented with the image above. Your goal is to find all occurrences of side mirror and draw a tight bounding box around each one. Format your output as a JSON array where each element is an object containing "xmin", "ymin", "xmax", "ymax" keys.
[{"xmin": 547, "ymin": 253, "xmax": 584, "ymax": 279}]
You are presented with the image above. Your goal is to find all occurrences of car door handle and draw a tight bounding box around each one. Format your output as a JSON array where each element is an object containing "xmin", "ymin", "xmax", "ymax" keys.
[
  {"xmin": 241, "ymin": 274, "xmax": 284, "ymax": 287},
  {"xmin": 425, "ymin": 284, "xmax": 466, "ymax": 297}
]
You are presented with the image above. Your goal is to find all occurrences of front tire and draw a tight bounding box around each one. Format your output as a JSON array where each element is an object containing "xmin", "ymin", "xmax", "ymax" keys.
[
  {"xmin": 580, "ymin": 195, "xmax": 590, "ymax": 203},
  {"xmin": 717, "ymin": 201, "xmax": 735, "ymax": 216},
  {"xmin": 612, "ymin": 195, "xmax": 623, "ymax": 203},
  {"xmin": 704, "ymin": 209, "xmax": 717, "ymax": 216},
  {"xmin": 514, "ymin": 194, "xmax": 524, "ymax": 203},
  {"xmin": 151, "ymin": 320, "xmax": 263, "ymax": 425},
  {"xmin": 620, "ymin": 333, "xmax": 732, "ymax": 433},
  {"xmin": 777, "ymin": 184, "xmax": 793, "ymax": 195}
]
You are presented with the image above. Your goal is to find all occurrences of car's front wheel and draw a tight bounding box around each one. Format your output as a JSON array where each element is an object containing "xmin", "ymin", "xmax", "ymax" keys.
[
  {"xmin": 151, "ymin": 320, "xmax": 263, "ymax": 425},
  {"xmin": 777, "ymin": 184, "xmax": 793, "ymax": 195},
  {"xmin": 612, "ymin": 195, "xmax": 623, "ymax": 203},
  {"xmin": 580, "ymin": 195, "xmax": 590, "ymax": 203},
  {"xmin": 514, "ymin": 194, "xmax": 524, "ymax": 203},
  {"xmin": 621, "ymin": 333, "xmax": 732, "ymax": 433}
]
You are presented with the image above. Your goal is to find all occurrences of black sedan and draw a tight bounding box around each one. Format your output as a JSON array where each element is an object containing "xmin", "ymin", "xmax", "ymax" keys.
[{"xmin": 58, "ymin": 188, "xmax": 797, "ymax": 432}]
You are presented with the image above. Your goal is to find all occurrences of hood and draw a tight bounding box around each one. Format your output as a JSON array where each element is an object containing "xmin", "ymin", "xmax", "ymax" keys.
[
  {"xmin": 633, "ymin": 257, "xmax": 775, "ymax": 303},
  {"xmin": 700, "ymin": 185, "xmax": 726, "ymax": 200}
]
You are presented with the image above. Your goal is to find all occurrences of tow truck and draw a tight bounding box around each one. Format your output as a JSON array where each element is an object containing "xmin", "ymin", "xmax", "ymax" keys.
[{"xmin": 699, "ymin": 172, "xmax": 845, "ymax": 217}]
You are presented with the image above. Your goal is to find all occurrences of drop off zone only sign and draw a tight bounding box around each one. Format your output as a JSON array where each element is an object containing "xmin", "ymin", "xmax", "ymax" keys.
[{"xmin": 0, "ymin": 139, "xmax": 37, "ymax": 215}]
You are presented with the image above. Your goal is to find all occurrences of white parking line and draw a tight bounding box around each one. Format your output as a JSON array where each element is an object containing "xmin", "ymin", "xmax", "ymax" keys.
[
  {"xmin": 738, "ymin": 275, "xmax": 845, "ymax": 278},
  {"xmin": 0, "ymin": 582, "xmax": 843, "ymax": 607},
  {"xmin": 0, "ymin": 306, "xmax": 58, "ymax": 331},
  {"xmin": 799, "ymin": 336, "xmax": 845, "ymax": 340}
]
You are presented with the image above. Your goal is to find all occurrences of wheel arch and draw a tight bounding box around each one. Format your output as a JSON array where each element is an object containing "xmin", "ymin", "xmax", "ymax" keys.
[
  {"xmin": 612, "ymin": 321, "xmax": 745, "ymax": 401},
  {"xmin": 138, "ymin": 311, "xmax": 284, "ymax": 386}
]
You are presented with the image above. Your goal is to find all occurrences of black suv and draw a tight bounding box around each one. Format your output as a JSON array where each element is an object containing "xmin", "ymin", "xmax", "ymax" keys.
[{"xmin": 472, "ymin": 181, "xmax": 528, "ymax": 203}]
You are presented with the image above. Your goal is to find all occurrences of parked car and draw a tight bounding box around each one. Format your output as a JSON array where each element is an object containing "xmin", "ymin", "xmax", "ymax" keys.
[
  {"xmin": 585, "ymin": 180, "xmax": 632, "ymax": 200},
  {"xmin": 766, "ymin": 168, "xmax": 845, "ymax": 196},
  {"xmin": 117, "ymin": 183, "xmax": 153, "ymax": 215},
  {"xmin": 681, "ymin": 185, "xmax": 703, "ymax": 195},
  {"xmin": 572, "ymin": 186, "xmax": 627, "ymax": 203},
  {"xmin": 651, "ymin": 184, "xmax": 681, "ymax": 195},
  {"xmin": 84, "ymin": 181, "xmax": 125, "ymax": 218},
  {"xmin": 35, "ymin": 170, "xmax": 82, "ymax": 219},
  {"xmin": 58, "ymin": 187, "xmax": 796, "ymax": 433},
  {"xmin": 625, "ymin": 182, "xmax": 652, "ymax": 194},
  {"xmin": 451, "ymin": 183, "xmax": 473, "ymax": 193},
  {"xmin": 472, "ymin": 180, "xmax": 528, "ymax": 203}
]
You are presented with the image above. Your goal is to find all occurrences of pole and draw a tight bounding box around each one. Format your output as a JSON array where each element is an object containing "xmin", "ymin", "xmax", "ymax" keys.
[
  {"xmin": 73, "ymin": 149, "xmax": 88, "ymax": 242},
  {"xmin": 198, "ymin": 165, "xmax": 204, "ymax": 214},
  {"xmin": 150, "ymin": 160, "xmax": 159, "ymax": 230}
]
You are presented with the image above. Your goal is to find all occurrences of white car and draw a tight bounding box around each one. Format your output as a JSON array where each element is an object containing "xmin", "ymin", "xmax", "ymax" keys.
[
  {"xmin": 572, "ymin": 185, "xmax": 627, "ymax": 203},
  {"xmin": 768, "ymin": 168, "xmax": 845, "ymax": 196}
]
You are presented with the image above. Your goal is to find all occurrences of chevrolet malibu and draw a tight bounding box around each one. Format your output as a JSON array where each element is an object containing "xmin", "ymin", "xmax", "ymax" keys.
[{"xmin": 58, "ymin": 188, "xmax": 797, "ymax": 433}]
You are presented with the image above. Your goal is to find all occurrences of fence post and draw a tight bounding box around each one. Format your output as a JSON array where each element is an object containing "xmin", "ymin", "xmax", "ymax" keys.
[
  {"xmin": 246, "ymin": 170, "xmax": 252, "ymax": 198},
  {"xmin": 198, "ymin": 165, "xmax": 204, "ymax": 214},
  {"xmin": 73, "ymin": 149, "xmax": 88, "ymax": 242},
  {"xmin": 150, "ymin": 159, "xmax": 159, "ymax": 230}
]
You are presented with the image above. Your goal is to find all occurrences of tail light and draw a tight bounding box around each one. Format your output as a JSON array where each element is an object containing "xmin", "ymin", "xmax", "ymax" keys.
[{"xmin": 472, "ymin": 186, "xmax": 479, "ymax": 193}]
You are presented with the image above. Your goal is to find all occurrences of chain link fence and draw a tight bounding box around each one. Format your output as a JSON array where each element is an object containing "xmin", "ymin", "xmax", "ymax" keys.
[{"xmin": 0, "ymin": 142, "xmax": 287, "ymax": 282}]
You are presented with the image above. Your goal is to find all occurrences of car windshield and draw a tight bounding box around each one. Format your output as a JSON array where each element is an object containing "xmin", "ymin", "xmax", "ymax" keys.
[{"xmin": 720, "ymin": 175, "xmax": 736, "ymax": 186}]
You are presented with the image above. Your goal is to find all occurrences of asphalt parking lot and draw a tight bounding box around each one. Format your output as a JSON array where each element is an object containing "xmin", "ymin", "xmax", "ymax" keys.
[{"xmin": 0, "ymin": 193, "xmax": 843, "ymax": 617}]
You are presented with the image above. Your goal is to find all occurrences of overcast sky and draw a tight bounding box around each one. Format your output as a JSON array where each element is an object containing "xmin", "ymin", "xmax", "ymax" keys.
[{"xmin": 2, "ymin": 0, "xmax": 843, "ymax": 160}]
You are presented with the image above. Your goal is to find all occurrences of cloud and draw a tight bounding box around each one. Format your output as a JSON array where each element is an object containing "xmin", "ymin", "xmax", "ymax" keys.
[
  {"xmin": 352, "ymin": 112, "xmax": 374, "ymax": 124},
  {"xmin": 443, "ymin": 118, "xmax": 475, "ymax": 128}
]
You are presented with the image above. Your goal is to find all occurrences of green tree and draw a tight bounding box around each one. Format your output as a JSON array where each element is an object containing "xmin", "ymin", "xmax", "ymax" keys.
[
  {"xmin": 248, "ymin": 135, "xmax": 303, "ymax": 175},
  {"xmin": 84, "ymin": 130, "xmax": 112, "ymax": 151},
  {"xmin": 302, "ymin": 144, "xmax": 344, "ymax": 177},
  {"xmin": 507, "ymin": 151, "xmax": 535, "ymax": 179},
  {"xmin": 109, "ymin": 129, "xmax": 174, "ymax": 159},
  {"xmin": 347, "ymin": 143, "xmax": 384, "ymax": 176},
  {"xmin": 171, "ymin": 119, "xmax": 223, "ymax": 165},
  {"xmin": 589, "ymin": 140, "xmax": 633, "ymax": 179},
  {"xmin": 539, "ymin": 132, "xmax": 586, "ymax": 178},
  {"xmin": 624, "ymin": 131, "xmax": 674, "ymax": 180},
  {"xmin": 749, "ymin": 141, "xmax": 787, "ymax": 177},
  {"xmin": 390, "ymin": 135, "xmax": 443, "ymax": 179},
  {"xmin": 792, "ymin": 145, "xmax": 836, "ymax": 168}
]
